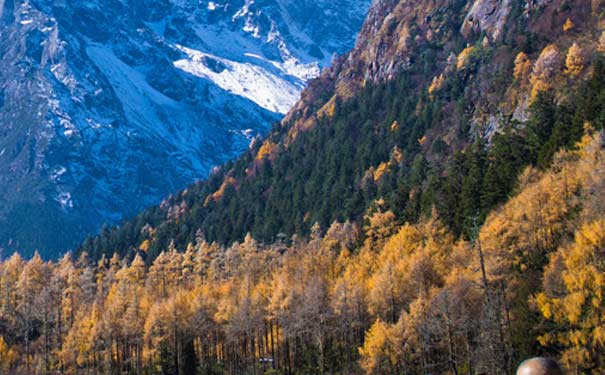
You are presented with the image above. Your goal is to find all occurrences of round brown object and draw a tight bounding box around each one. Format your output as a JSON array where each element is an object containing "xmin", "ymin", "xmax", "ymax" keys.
[{"xmin": 516, "ymin": 357, "xmax": 563, "ymax": 375}]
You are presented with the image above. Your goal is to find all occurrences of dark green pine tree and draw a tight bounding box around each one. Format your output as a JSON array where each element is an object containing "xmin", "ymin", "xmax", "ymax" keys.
[
  {"xmin": 481, "ymin": 128, "xmax": 530, "ymax": 210},
  {"xmin": 526, "ymin": 91, "xmax": 557, "ymax": 168},
  {"xmin": 460, "ymin": 139, "xmax": 487, "ymax": 237}
]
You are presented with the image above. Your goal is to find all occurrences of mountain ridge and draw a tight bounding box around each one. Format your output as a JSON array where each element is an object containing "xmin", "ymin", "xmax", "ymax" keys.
[
  {"xmin": 78, "ymin": 0, "xmax": 605, "ymax": 262},
  {"xmin": 0, "ymin": 0, "xmax": 371, "ymax": 257}
]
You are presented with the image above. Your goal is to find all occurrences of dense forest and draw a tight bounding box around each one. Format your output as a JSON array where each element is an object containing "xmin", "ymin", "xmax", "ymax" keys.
[
  {"xmin": 2, "ymin": 0, "xmax": 605, "ymax": 374},
  {"xmin": 0, "ymin": 131, "xmax": 603, "ymax": 374}
]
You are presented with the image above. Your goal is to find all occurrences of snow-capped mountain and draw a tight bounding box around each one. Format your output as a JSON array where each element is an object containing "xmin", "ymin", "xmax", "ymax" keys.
[{"xmin": 0, "ymin": 0, "xmax": 370, "ymax": 257}]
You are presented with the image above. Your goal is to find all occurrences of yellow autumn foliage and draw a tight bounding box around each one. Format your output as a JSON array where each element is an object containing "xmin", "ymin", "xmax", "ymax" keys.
[
  {"xmin": 204, "ymin": 176, "xmax": 237, "ymax": 205},
  {"xmin": 513, "ymin": 51, "xmax": 532, "ymax": 85},
  {"xmin": 359, "ymin": 319, "xmax": 397, "ymax": 375},
  {"xmin": 256, "ymin": 141, "xmax": 277, "ymax": 161},
  {"xmin": 563, "ymin": 18, "xmax": 575, "ymax": 32},
  {"xmin": 428, "ymin": 73, "xmax": 445, "ymax": 98},
  {"xmin": 373, "ymin": 162, "xmax": 390, "ymax": 182},
  {"xmin": 456, "ymin": 46, "xmax": 475, "ymax": 70},
  {"xmin": 0, "ymin": 121, "xmax": 602, "ymax": 375},
  {"xmin": 537, "ymin": 219, "xmax": 605, "ymax": 373},
  {"xmin": 0, "ymin": 336, "xmax": 16, "ymax": 373},
  {"xmin": 565, "ymin": 42, "xmax": 585, "ymax": 76},
  {"xmin": 139, "ymin": 239, "xmax": 150, "ymax": 252}
]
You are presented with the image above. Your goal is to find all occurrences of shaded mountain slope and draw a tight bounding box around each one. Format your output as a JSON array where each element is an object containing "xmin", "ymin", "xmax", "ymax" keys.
[{"xmin": 0, "ymin": 0, "xmax": 370, "ymax": 257}]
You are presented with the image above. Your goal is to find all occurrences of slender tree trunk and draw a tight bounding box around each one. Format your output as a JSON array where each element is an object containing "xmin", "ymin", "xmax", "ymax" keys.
[
  {"xmin": 285, "ymin": 338, "xmax": 292, "ymax": 375},
  {"xmin": 251, "ymin": 335, "xmax": 257, "ymax": 375},
  {"xmin": 269, "ymin": 321, "xmax": 276, "ymax": 369},
  {"xmin": 445, "ymin": 299, "xmax": 458, "ymax": 375},
  {"xmin": 174, "ymin": 324, "xmax": 180, "ymax": 375}
]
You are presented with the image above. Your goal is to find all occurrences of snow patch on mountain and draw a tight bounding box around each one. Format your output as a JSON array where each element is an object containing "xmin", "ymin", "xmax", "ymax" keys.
[
  {"xmin": 86, "ymin": 46, "xmax": 178, "ymax": 128},
  {"xmin": 174, "ymin": 45, "xmax": 301, "ymax": 114}
]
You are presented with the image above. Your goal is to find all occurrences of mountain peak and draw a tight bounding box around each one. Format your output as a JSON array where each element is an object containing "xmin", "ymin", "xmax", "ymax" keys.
[{"xmin": 0, "ymin": 0, "xmax": 371, "ymax": 257}]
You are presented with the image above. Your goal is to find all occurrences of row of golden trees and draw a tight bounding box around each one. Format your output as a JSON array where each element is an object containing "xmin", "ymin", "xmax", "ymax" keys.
[{"xmin": 0, "ymin": 132, "xmax": 603, "ymax": 375}]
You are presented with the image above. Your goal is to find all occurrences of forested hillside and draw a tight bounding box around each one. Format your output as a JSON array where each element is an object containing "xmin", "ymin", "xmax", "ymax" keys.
[
  {"xmin": 0, "ymin": 131, "xmax": 603, "ymax": 374},
  {"xmin": 2, "ymin": 0, "xmax": 605, "ymax": 374},
  {"xmin": 79, "ymin": 0, "xmax": 605, "ymax": 263}
]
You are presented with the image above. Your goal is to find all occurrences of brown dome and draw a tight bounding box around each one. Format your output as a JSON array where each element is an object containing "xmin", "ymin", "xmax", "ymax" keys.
[{"xmin": 516, "ymin": 357, "xmax": 563, "ymax": 375}]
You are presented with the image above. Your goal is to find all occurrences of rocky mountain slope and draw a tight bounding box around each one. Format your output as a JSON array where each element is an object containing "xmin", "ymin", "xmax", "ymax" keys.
[
  {"xmin": 79, "ymin": 0, "xmax": 605, "ymax": 262},
  {"xmin": 0, "ymin": 0, "xmax": 371, "ymax": 257}
]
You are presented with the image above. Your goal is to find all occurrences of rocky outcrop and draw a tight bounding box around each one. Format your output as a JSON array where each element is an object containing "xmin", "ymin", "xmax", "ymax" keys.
[
  {"xmin": 461, "ymin": 0, "xmax": 512, "ymax": 40},
  {"xmin": 283, "ymin": 0, "xmax": 468, "ymax": 138}
]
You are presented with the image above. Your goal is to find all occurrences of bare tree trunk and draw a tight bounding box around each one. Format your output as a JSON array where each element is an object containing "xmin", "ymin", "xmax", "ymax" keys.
[
  {"xmin": 444, "ymin": 298, "xmax": 458, "ymax": 375},
  {"xmin": 269, "ymin": 321, "xmax": 276, "ymax": 369},
  {"xmin": 285, "ymin": 338, "xmax": 292, "ymax": 375},
  {"xmin": 476, "ymin": 228, "xmax": 509, "ymax": 374},
  {"xmin": 174, "ymin": 323, "xmax": 180, "ymax": 375}
]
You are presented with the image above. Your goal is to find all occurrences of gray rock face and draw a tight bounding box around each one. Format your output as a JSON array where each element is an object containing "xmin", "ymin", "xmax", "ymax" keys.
[
  {"xmin": 0, "ymin": 0, "xmax": 370, "ymax": 257},
  {"xmin": 461, "ymin": 0, "xmax": 512, "ymax": 40}
]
